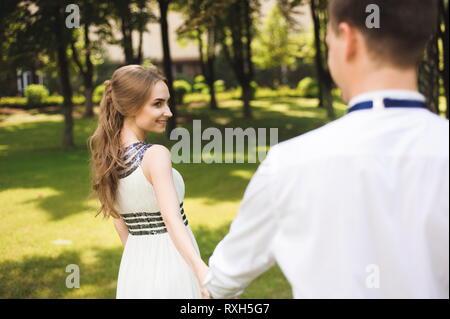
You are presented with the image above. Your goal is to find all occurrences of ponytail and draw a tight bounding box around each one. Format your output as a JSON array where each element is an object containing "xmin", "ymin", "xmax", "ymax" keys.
[
  {"xmin": 87, "ymin": 80, "xmax": 125, "ymax": 219},
  {"xmin": 87, "ymin": 64, "xmax": 166, "ymax": 219}
]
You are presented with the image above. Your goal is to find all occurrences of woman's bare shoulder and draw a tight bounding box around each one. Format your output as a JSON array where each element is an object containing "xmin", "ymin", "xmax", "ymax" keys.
[{"xmin": 141, "ymin": 144, "xmax": 173, "ymax": 183}]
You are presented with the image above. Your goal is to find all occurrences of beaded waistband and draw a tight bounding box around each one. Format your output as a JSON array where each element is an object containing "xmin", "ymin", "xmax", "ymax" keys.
[{"xmin": 121, "ymin": 202, "xmax": 188, "ymax": 236}]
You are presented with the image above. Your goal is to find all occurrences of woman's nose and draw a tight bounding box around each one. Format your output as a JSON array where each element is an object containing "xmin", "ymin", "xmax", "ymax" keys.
[{"xmin": 164, "ymin": 105, "xmax": 173, "ymax": 117}]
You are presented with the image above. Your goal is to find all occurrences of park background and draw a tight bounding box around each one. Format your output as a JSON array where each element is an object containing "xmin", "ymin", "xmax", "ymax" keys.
[{"xmin": 0, "ymin": 0, "xmax": 448, "ymax": 298}]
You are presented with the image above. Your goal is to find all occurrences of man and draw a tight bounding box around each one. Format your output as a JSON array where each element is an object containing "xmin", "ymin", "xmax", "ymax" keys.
[{"xmin": 202, "ymin": 0, "xmax": 449, "ymax": 298}]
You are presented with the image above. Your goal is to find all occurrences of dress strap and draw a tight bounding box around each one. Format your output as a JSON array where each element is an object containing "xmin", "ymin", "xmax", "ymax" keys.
[{"xmin": 117, "ymin": 142, "xmax": 153, "ymax": 179}]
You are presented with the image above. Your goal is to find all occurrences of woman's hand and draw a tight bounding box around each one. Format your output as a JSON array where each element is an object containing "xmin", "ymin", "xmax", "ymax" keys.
[
  {"xmin": 195, "ymin": 262, "xmax": 211, "ymax": 299},
  {"xmin": 200, "ymin": 285, "xmax": 211, "ymax": 299}
]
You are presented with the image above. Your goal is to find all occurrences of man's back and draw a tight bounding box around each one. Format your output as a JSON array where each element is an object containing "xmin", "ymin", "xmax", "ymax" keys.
[{"xmin": 271, "ymin": 107, "xmax": 449, "ymax": 298}]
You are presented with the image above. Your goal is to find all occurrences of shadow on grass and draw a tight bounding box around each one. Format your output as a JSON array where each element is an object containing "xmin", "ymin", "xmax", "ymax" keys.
[
  {"xmin": 0, "ymin": 247, "xmax": 121, "ymax": 298},
  {"xmin": 0, "ymin": 223, "xmax": 291, "ymax": 299},
  {"xmin": 0, "ymin": 100, "xmax": 334, "ymax": 220}
]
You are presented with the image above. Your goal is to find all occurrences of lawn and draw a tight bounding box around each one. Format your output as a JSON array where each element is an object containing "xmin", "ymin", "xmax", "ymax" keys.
[{"xmin": 0, "ymin": 92, "xmax": 347, "ymax": 298}]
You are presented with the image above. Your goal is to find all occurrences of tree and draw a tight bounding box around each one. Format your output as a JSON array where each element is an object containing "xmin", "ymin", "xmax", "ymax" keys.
[
  {"xmin": 218, "ymin": 0, "xmax": 259, "ymax": 118},
  {"xmin": 110, "ymin": 0, "xmax": 153, "ymax": 65},
  {"xmin": 25, "ymin": 0, "xmax": 76, "ymax": 148},
  {"xmin": 310, "ymin": 0, "xmax": 335, "ymax": 119},
  {"xmin": 253, "ymin": 4, "xmax": 302, "ymax": 87},
  {"xmin": 419, "ymin": 0, "xmax": 449, "ymax": 116},
  {"xmin": 419, "ymin": 33, "xmax": 440, "ymax": 115},
  {"xmin": 69, "ymin": 0, "xmax": 107, "ymax": 118},
  {"xmin": 438, "ymin": 0, "xmax": 449, "ymax": 118},
  {"xmin": 176, "ymin": 0, "xmax": 219, "ymax": 110},
  {"xmin": 0, "ymin": 0, "xmax": 36, "ymax": 97},
  {"xmin": 158, "ymin": 0, "xmax": 177, "ymax": 135}
]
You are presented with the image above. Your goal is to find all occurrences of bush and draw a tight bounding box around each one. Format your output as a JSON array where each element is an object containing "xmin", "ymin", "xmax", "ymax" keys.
[
  {"xmin": 174, "ymin": 80, "xmax": 192, "ymax": 105},
  {"xmin": 0, "ymin": 97, "xmax": 27, "ymax": 108},
  {"xmin": 214, "ymin": 80, "xmax": 225, "ymax": 93},
  {"xmin": 194, "ymin": 83, "xmax": 209, "ymax": 94},
  {"xmin": 297, "ymin": 77, "xmax": 319, "ymax": 98},
  {"xmin": 194, "ymin": 75, "xmax": 205, "ymax": 83},
  {"xmin": 332, "ymin": 88, "xmax": 342, "ymax": 100},
  {"xmin": 192, "ymin": 75, "xmax": 209, "ymax": 94},
  {"xmin": 93, "ymin": 84, "xmax": 105, "ymax": 103},
  {"xmin": 24, "ymin": 84, "xmax": 49, "ymax": 106}
]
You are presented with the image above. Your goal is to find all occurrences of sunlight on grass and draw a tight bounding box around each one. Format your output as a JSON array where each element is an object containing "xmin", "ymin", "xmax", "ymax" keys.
[
  {"xmin": 0, "ymin": 93, "xmax": 339, "ymax": 298},
  {"xmin": 0, "ymin": 113, "xmax": 63, "ymax": 127},
  {"xmin": 229, "ymin": 169, "xmax": 254, "ymax": 180}
]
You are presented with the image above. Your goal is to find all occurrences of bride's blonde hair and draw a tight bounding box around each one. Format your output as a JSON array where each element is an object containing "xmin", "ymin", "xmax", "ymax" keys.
[{"xmin": 87, "ymin": 64, "xmax": 166, "ymax": 219}]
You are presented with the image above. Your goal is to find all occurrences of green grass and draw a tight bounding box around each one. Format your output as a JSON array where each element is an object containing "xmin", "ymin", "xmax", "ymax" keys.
[{"xmin": 0, "ymin": 94, "xmax": 347, "ymax": 298}]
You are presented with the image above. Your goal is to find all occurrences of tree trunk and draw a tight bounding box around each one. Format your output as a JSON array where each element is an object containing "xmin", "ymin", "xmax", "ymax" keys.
[
  {"xmin": 310, "ymin": 0, "xmax": 335, "ymax": 119},
  {"xmin": 419, "ymin": 33, "xmax": 440, "ymax": 114},
  {"xmin": 158, "ymin": 0, "xmax": 177, "ymax": 136},
  {"xmin": 232, "ymin": 0, "xmax": 253, "ymax": 118},
  {"xmin": 137, "ymin": 27, "xmax": 144, "ymax": 65},
  {"xmin": 241, "ymin": 79, "xmax": 252, "ymax": 118},
  {"xmin": 120, "ymin": 1, "xmax": 135, "ymax": 65},
  {"xmin": 206, "ymin": 57, "xmax": 218, "ymax": 110},
  {"xmin": 83, "ymin": 23, "xmax": 94, "ymax": 118},
  {"xmin": 121, "ymin": 19, "xmax": 134, "ymax": 65},
  {"xmin": 83, "ymin": 86, "xmax": 94, "ymax": 118},
  {"xmin": 439, "ymin": 0, "xmax": 449, "ymax": 118},
  {"xmin": 206, "ymin": 29, "xmax": 218, "ymax": 110},
  {"xmin": 54, "ymin": 6, "xmax": 74, "ymax": 148}
]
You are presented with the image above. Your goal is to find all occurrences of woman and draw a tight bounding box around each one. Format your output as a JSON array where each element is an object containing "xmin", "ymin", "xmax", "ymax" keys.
[{"xmin": 88, "ymin": 64, "xmax": 209, "ymax": 299}]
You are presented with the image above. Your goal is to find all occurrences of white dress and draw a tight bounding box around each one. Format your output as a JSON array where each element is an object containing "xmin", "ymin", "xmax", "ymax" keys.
[{"xmin": 114, "ymin": 141, "xmax": 202, "ymax": 299}]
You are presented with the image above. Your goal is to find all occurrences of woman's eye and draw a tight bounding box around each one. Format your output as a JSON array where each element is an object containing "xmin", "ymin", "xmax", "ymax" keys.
[{"xmin": 154, "ymin": 102, "xmax": 162, "ymax": 107}]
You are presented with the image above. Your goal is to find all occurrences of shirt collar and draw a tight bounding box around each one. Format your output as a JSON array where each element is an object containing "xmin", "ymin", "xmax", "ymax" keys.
[{"xmin": 348, "ymin": 90, "xmax": 426, "ymax": 108}]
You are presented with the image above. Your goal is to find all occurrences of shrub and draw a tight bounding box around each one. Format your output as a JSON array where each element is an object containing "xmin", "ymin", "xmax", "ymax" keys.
[
  {"xmin": 193, "ymin": 83, "xmax": 208, "ymax": 94},
  {"xmin": 214, "ymin": 80, "xmax": 225, "ymax": 93},
  {"xmin": 332, "ymin": 88, "xmax": 342, "ymax": 100},
  {"xmin": 194, "ymin": 75, "xmax": 205, "ymax": 83},
  {"xmin": 24, "ymin": 84, "xmax": 49, "ymax": 106},
  {"xmin": 192, "ymin": 75, "xmax": 209, "ymax": 94},
  {"xmin": 174, "ymin": 80, "xmax": 192, "ymax": 105},
  {"xmin": 0, "ymin": 97, "xmax": 27, "ymax": 108},
  {"xmin": 93, "ymin": 84, "xmax": 105, "ymax": 103},
  {"xmin": 297, "ymin": 77, "xmax": 319, "ymax": 98}
]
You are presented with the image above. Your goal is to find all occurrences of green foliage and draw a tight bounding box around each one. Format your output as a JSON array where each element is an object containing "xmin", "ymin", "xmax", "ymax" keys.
[
  {"xmin": 24, "ymin": 84, "xmax": 49, "ymax": 106},
  {"xmin": 256, "ymin": 86, "xmax": 301, "ymax": 99},
  {"xmin": 174, "ymin": 80, "xmax": 192, "ymax": 105},
  {"xmin": 0, "ymin": 95, "xmax": 85, "ymax": 109},
  {"xmin": 194, "ymin": 75, "xmax": 205, "ymax": 83},
  {"xmin": 93, "ymin": 84, "xmax": 105, "ymax": 103},
  {"xmin": 193, "ymin": 75, "xmax": 208, "ymax": 94},
  {"xmin": 332, "ymin": 88, "xmax": 343, "ymax": 100},
  {"xmin": 174, "ymin": 80, "xmax": 192, "ymax": 94},
  {"xmin": 253, "ymin": 4, "xmax": 303, "ymax": 70},
  {"xmin": 0, "ymin": 97, "xmax": 27, "ymax": 108},
  {"xmin": 297, "ymin": 77, "xmax": 319, "ymax": 98},
  {"xmin": 214, "ymin": 80, "xmax": 226, "ymax": 93}
]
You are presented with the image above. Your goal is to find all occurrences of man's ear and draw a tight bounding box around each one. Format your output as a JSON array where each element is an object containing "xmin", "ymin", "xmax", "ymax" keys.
[{"xmin": 338, "ymin": 22, "xmax": 357, "ymax": 62}]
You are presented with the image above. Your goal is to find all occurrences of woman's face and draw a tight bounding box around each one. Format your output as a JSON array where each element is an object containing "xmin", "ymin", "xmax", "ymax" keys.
[{"xmin": 134, "ymin": 80, "xmax": 173, "ymax": 134}]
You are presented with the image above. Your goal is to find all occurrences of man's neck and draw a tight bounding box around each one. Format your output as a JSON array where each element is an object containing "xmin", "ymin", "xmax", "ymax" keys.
[{"xmin": 345, "ymin": 66, "xmax": 419, "ymax": 104}]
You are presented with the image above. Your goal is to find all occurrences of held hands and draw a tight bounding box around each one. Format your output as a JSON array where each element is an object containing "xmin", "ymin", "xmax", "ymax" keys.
[{"xmin": 195, "ymin": 262, "xmax": 211, "ymax": 299}]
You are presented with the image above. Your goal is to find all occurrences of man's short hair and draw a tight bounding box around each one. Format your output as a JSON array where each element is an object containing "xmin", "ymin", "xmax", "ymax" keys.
[{"xmin": 329, "ymin": 0, "xmax": 438, "ymax": 68}]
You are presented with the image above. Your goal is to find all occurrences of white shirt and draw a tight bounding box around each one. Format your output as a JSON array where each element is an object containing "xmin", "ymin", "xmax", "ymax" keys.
[{"xmin": 204, "ymin": 90, "xmax": 449, "ymax": 299}]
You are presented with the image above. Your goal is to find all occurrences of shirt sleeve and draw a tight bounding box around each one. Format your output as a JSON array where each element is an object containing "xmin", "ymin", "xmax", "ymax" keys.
[{"xmin": 203, "ymin": 147, "xmax": 279, "ymax": 299}]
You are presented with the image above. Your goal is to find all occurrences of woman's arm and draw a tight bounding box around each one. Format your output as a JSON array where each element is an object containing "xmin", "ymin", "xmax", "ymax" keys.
[
  {"xmin": 113, "ymin": 216, "xmax": 129, "ymax": 247},
  {"xmin": 142, "ymin": 145, "xmax": 209, "ymax": 298}
]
